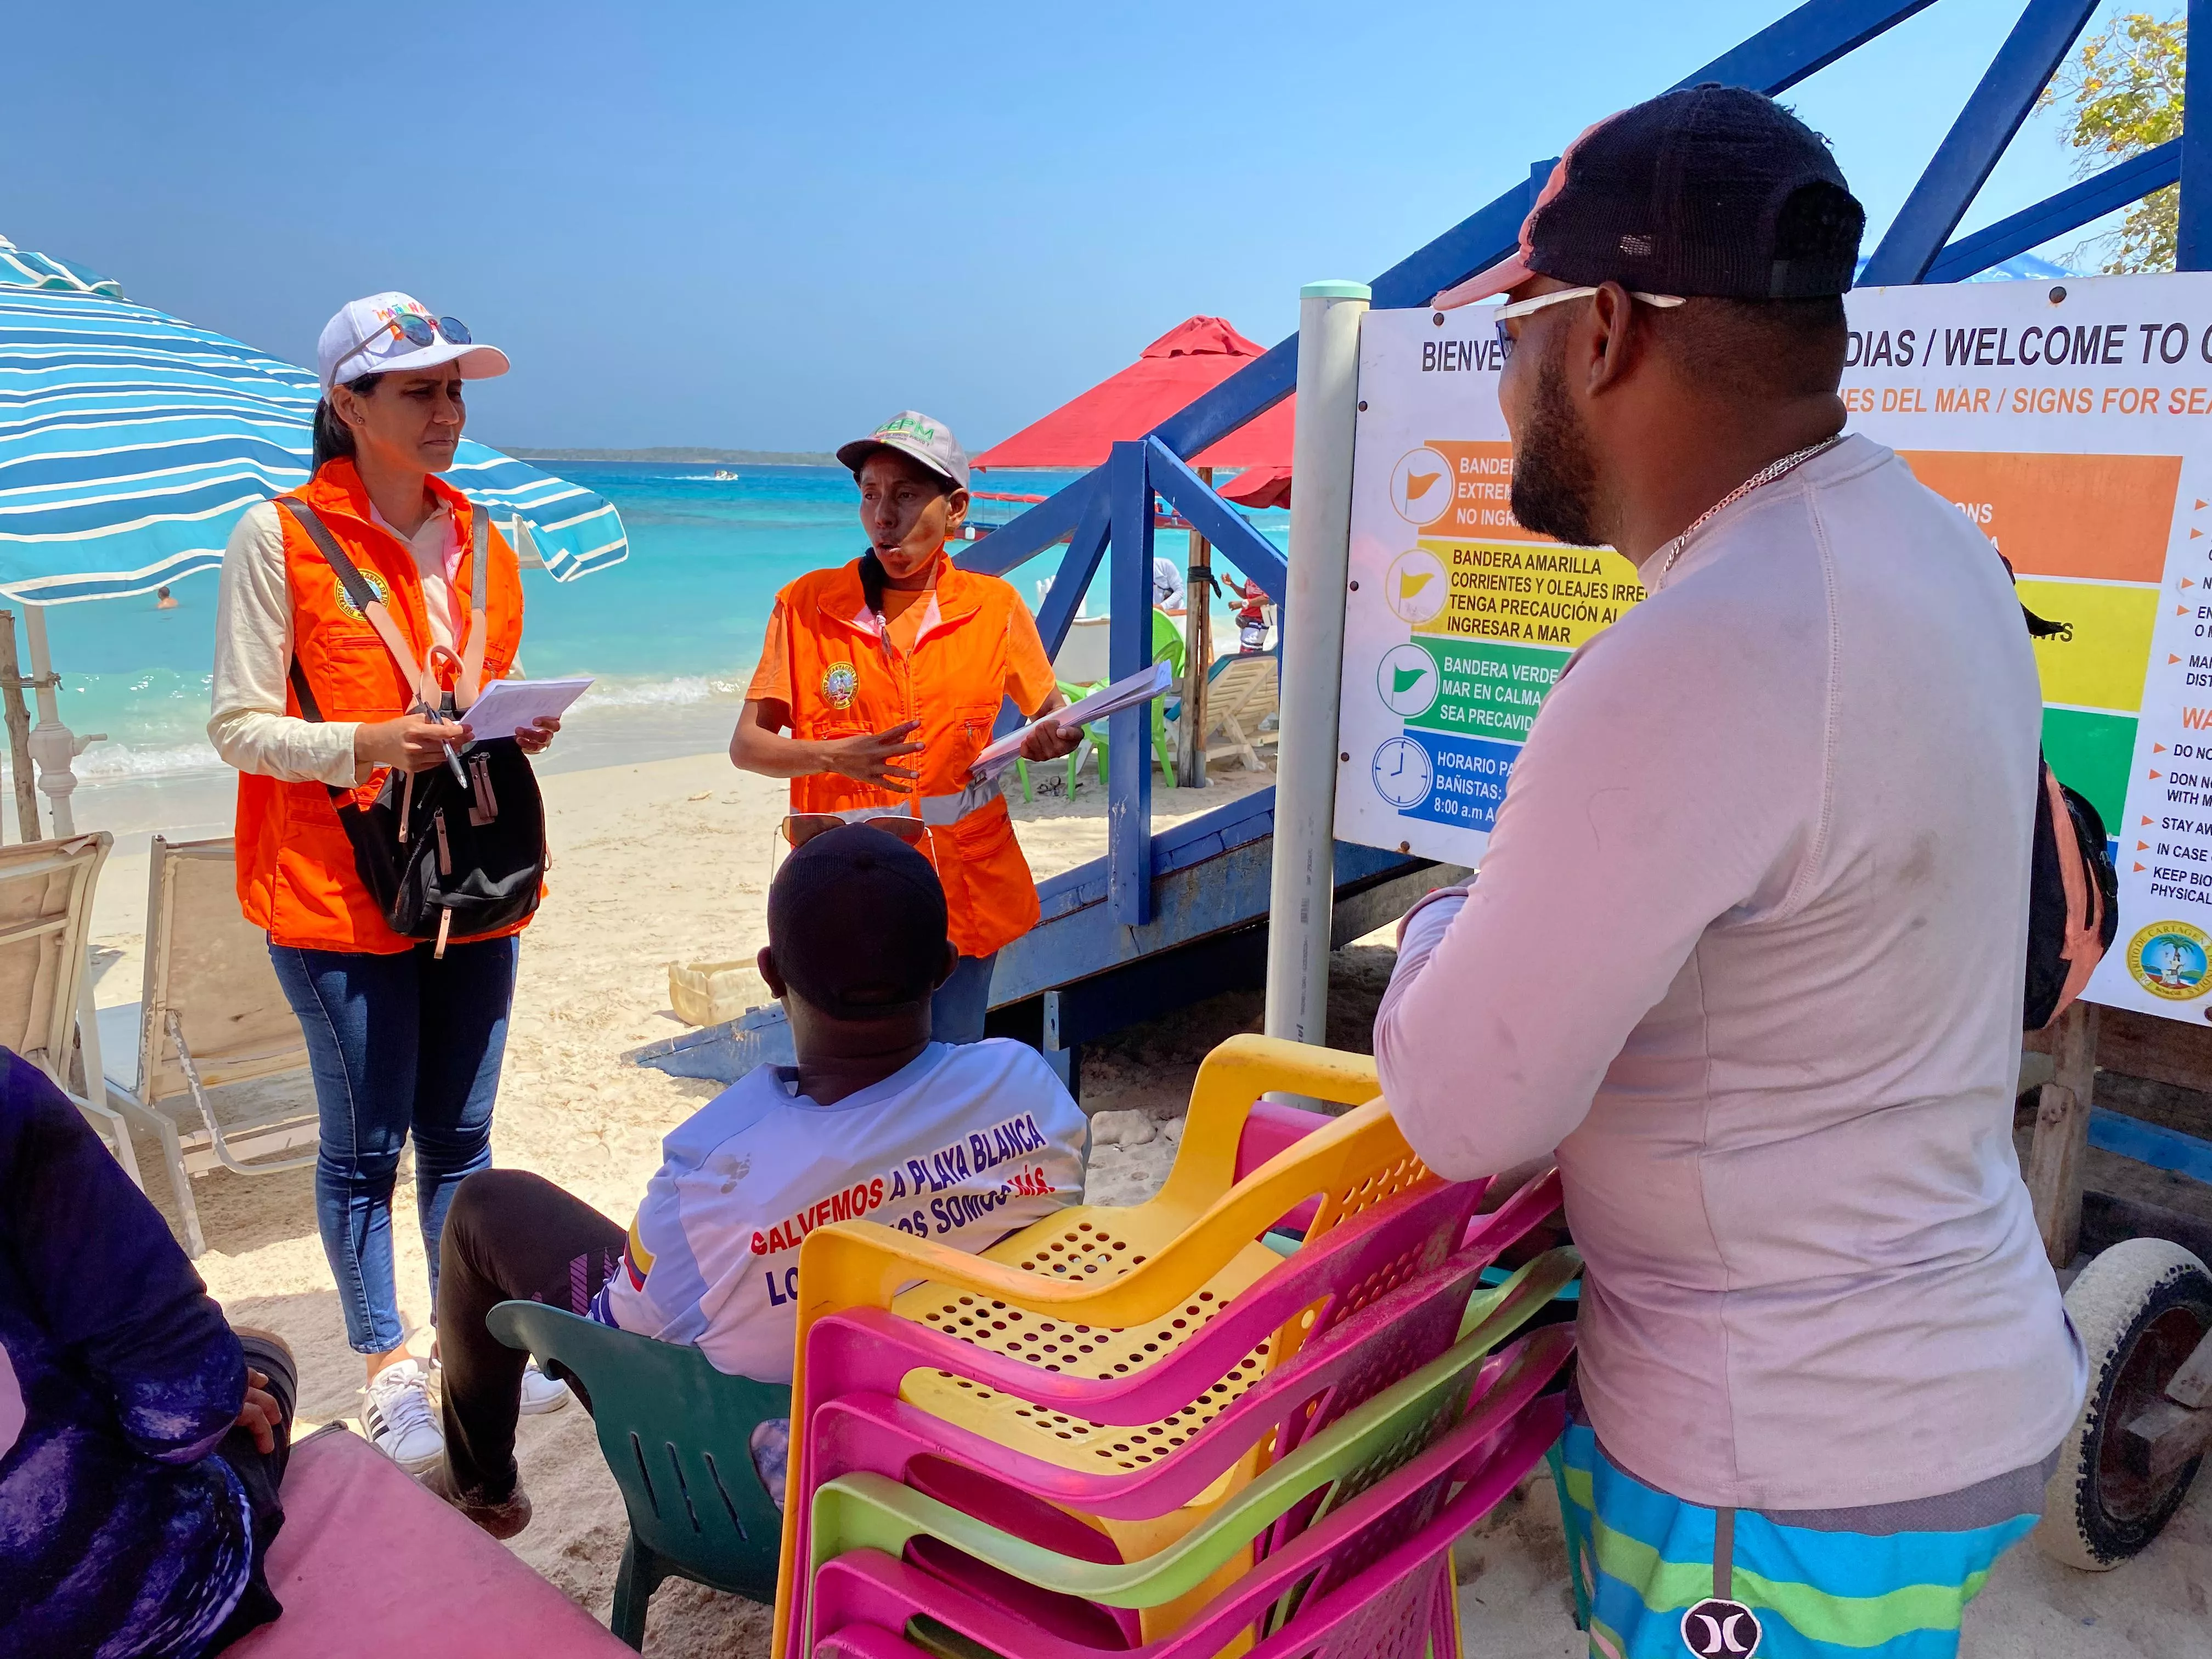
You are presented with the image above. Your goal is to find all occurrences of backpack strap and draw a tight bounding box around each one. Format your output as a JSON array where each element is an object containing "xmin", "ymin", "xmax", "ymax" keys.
[
  {"xmin": 276, "ymin": 497, "xmax": 438, "ymax": 710},
  {"xmin": 2042, "ymin": 760, "xmax": 2103, "ymax": 1015},
  {"xmin": 454, "ymin": 504, "xmax": 490, "ymax": 709}
]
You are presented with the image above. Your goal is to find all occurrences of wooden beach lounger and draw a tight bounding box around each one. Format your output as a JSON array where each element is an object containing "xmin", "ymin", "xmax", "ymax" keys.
[
  {"xmin": 0, "ymin": 832, "xmax": 136, "ymax": 1175},
  {"xmin": 99, "ymin": 834, "xmax": 316, "ymax": 1258},
  {"xmin": 1201, "ymin": 653, "xmax": 1278, "ymax": 773}
]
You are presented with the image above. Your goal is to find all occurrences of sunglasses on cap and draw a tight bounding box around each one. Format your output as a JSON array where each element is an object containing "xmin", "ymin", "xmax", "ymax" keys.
[
  {"xmin": 1489, "ymin": 286, "xmax": 1683, "ymax": 360},
  {"xmin": 781, "ymin": 812, "xmax": 929, "ymax": 849},
  {"xmin": 331, "ymin": 311, "xmax": 475, "ymax": 380}
]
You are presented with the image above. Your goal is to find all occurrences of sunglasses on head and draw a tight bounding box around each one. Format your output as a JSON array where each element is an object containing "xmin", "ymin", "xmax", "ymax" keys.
[
  {"xmin": 332, "ymin": 311, "xmax": 474, "ymax": 380},
  {"xmin": 1488, "ymin": 286, "xmax": 1684, "ymax": 360},
  {"xmin": 781, "ymin": 812, "xmax": 930, "ymax": 849}
]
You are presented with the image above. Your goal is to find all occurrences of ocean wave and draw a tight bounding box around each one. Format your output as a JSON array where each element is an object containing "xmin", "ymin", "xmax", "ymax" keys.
[
  {"xmin": 74, "ymin": 740, "xmax": 225, "ymax": 781},
  {"xmin": 569, "ymin": 675, "xmax": 744, "ymax": 711}
]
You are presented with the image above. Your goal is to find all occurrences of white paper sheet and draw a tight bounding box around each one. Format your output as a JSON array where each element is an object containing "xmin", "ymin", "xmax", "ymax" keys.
[
  {"xmin": 972, "ymin": 659, "xmax": 1173, "ymax": 778},
  {"xmin": 464, "ymin": 676, "xmax": 595, "ymax": 740}
]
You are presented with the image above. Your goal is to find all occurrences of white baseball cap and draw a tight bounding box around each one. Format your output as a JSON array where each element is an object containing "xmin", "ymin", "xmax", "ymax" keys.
[
  {"xmin": 316, "ymin": 291, "xmax": 510, "ymax": 391},
  {"xmin": 836, "ymin": 410, "xmax": 969, "ymax": 490}
]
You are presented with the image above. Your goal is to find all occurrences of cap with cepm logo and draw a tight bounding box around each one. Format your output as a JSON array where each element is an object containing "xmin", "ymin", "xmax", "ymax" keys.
[
  {"xmin": 316, "ymin": 291, "xmax": 510, "ymax": 391},
  {"xmin": 836, "ymin": 410, "xmax": 970, "ymax": 491},
  {"xmin": 1434, "ymin": 84, "xmax": 1865, "ymax": 309}
]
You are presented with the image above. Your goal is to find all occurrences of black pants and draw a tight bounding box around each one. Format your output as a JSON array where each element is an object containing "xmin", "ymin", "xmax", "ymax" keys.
[
  {"xmin": 202, "ymin": 1331, "xmax": 298, "ymax": 1656},
  {"xmin": 436, "ymin": 1169, "xmax": 624, "ymax": 1497}
]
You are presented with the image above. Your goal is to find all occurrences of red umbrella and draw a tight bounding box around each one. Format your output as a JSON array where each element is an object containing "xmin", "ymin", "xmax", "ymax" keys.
[
  {"xmin": 972, "ymin": 317, "xmax": 1295, "ymax": 472},
  {"xmin": 1216, "ymin": 464, "xmax": 1291, "ymax": 511}
]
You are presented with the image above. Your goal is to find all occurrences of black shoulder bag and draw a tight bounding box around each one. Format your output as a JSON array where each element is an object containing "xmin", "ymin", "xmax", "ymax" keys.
[{"xmin": 278, "ymin": 498, "xmax": 546, "ymax": 956}]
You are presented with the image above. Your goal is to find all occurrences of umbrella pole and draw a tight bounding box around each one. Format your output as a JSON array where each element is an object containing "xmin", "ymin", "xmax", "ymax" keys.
[
  {"xmin": 0, "ymin": 612, "xmax": 41, "ymax": 841},
  {"xmin": 1177, "ymin": 468, "xmax": 1214, "ymax": 788},
  {"xmin": 22, "ymin": 606, "xmax": 95, "ymax": 838}
]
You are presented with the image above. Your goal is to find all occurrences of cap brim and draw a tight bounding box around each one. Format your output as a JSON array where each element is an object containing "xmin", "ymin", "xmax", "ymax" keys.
[
  {"xmin": 1432, "ymin": 252, "xmax": 1533, "ymax": 311},
  {"xmin": 837, "ymin": 435, "xmax": 962, "ymax": 488},
  {"xmin": 328, "ymin": 340, "xmax": 509, "ymax": 389}
]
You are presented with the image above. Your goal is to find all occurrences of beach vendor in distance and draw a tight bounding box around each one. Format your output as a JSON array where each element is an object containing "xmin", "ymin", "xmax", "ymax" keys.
[
  {"xmin": 730, "ymin": 411, "xmax": 1083, "ymax": 1042},
  {"xmin": 208, "ymin": 293, "xmax": 567, "ymax": 1477}
]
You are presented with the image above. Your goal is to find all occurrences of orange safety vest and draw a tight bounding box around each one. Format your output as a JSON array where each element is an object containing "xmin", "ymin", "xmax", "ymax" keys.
[
  {"xmin": 234, "ymin": 460, "xmax": 528, "ymax": 954},
  {"xmin": 775, "ymin": 559, "xmax": 1042, "ymax": 958}
]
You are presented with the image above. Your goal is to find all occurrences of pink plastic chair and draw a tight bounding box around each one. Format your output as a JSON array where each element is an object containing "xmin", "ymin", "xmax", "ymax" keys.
[
  {"xmin": 789, "ymin": 1172, "xmax": 1566, "ymax": 1653},
  {"xmin": 804, "ymin": 1333, "xmax": 1571, "ymax": 1659}
]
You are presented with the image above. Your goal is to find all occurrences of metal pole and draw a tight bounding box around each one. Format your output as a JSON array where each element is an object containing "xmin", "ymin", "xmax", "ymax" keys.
[
  {"xmin": 1177, "ymin": 467, "xmax": 1214, "ymax": 788},
  {"xmin": 24, "ymin": 605, "xmax": 97, "ymax": 838},
  {"xmin": 0, "ymin": 611, "xmax": 37, "ymax": 841},
  {"xmin": 1263, "ymin": 281, "xmax": 1368, "ymax": 1047},
  {"xmin": 2182, "ymin": 0, "xmax": 2212, "ymax": 270}
]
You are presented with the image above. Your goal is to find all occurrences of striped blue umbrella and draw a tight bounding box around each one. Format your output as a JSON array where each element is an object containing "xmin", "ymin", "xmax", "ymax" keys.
[{"xmin": 0, "ymin": 239, "xmax": 628, "ymax": 605}]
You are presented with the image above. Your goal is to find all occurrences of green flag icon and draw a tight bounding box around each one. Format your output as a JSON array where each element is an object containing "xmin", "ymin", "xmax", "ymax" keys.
[{"xmin": 1391, "ymin": 664, "xmax": 1427, "ymax": 696}]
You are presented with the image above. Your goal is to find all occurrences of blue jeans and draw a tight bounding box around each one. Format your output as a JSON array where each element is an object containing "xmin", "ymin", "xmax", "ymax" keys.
[
  {"xmin": 929, "ymin": 951, "xmax": 997, "ymax": 1045},
  {"xmin": 269, "ymin": 936, "xmax": 518, "ymax": 1354}
]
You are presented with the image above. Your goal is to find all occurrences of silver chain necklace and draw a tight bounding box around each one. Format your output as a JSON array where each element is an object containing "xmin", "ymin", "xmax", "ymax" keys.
[{"xmin": 1656, "ymin": 433, "xmax": 1846, "ymax": 581}]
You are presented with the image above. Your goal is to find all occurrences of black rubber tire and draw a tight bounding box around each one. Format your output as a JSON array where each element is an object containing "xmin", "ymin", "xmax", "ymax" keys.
[{"xmin": 2035, "ymin": 1237, "xmax": 2212, "ymax": 1569}]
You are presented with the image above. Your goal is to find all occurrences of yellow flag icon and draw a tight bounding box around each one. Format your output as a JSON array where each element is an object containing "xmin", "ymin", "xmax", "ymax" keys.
[{"xmin": 1399, "ymin": 570, "xmax": 1436, "ymax": 601}]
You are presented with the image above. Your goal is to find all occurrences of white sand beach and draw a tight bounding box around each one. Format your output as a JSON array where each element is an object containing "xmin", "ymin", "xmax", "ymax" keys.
[{"xmin": 84, "ymin": 747, "xmax": 2212, "ymax": 1658}]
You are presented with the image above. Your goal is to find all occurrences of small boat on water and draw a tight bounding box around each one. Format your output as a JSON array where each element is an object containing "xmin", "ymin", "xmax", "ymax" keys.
[{"xmin": 710, "ymin": 468, "xmax": 738, "ymax": 481}]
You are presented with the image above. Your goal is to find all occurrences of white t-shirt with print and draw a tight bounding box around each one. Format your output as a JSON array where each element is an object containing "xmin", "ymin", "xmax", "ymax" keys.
[{"xmin": 594, "ymin": 1039, "xmax": 1088, "ymax": 1383}]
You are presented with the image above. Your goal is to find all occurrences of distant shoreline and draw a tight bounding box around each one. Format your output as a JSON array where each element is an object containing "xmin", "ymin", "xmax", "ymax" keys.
[{"xmin": 502, "ymin": 445, "xmax": 839, "ymax": 465}]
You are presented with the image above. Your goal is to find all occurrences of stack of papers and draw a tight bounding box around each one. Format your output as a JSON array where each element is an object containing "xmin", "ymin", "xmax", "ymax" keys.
[{"xmin": 972, "ymin": 659, "xmax": 1175, "ymax": 778}]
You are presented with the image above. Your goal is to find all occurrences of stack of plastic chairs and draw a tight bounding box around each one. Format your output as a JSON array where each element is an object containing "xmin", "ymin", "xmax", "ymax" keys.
[{"xmin": 774, "ymin": 1034, "xmax": 1579, "ymax": 1659}]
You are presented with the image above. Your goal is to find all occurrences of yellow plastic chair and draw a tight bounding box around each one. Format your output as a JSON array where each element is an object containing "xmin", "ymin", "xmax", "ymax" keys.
[{"xmin": 771, "ymin": 1034, "xmax": 1430, "ymax": 1659}]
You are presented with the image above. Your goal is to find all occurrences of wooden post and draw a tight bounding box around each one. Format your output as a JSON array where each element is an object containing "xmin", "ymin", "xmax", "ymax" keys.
[
  {"xmin": 1177, "ymin": 466, "xmax": 1214, "ymax": 788},
  {"xmin": 0, "ymin": 611, "xmax": 41, "ymax": 842},
  {"xmin": 2028, "ymin": 1001, "xmax": 2100, "ymax": 1268}
]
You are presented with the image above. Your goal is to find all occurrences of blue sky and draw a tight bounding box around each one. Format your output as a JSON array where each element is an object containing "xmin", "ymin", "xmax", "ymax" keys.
[{"xmin": 5, "ymin": 1, "xmax": 2154, "ymax": 452}]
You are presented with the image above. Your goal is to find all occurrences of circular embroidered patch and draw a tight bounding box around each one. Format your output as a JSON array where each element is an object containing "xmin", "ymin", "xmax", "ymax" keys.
[
  {"xmin": 820, "ymin": 661, "xmax": 859, "ymax": 709},
  {"xmin": 331, "ymin": 566, "xmax": 392, "ymax": 625}
]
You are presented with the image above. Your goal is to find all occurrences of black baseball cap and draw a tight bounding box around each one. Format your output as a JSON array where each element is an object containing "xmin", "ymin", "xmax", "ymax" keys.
[
  {"xmin": 766, "ymin": 824, "xmax": 950, "ymax": 1019},
  {"xmin": 1436, "ymin": 85, "xmax": 1865, "ymax": 308}
]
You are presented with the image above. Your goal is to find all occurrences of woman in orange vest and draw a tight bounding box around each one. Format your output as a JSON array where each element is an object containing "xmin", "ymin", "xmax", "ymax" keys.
[
  {"xmin": 731, "ymin": 411, "xmax": 1081, "ymax": 1041},
  {"xmin": 208, "ymin": 293, "xmax": 565, "ymax": 1474}
]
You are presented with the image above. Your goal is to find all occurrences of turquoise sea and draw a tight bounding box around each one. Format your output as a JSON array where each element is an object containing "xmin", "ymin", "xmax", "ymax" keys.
[{"xmin": 56, "ymin": 462, "xmax": 1286, "ymax": 789}]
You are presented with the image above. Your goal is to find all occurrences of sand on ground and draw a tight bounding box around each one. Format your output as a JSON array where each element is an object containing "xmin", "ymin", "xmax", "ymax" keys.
[{"xmin": 85, "ymin": 749, "xmax": 2212, "ymax": 1657}]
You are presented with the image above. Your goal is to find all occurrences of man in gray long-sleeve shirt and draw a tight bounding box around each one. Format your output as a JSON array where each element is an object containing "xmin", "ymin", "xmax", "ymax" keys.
[{"xmin": 1379, "ymin": 88, "xmax": 2083, "ymax": 1658}]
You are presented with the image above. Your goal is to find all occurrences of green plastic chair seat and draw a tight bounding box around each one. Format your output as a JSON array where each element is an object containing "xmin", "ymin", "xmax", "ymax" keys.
[{"xmin": 487, "ymin": 1300, "xmax": 793, "ymax": 1648}]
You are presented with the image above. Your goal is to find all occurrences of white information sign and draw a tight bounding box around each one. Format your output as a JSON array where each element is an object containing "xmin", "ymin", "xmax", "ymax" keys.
[{"xmin": 1335, "ymin": 272, "xmax": 2212, "ymax": 1024}]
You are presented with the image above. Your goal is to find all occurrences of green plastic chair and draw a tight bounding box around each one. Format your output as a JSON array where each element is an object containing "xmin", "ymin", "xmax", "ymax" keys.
[
  {"xmin": 487, "ymin": 1300, "xmax": 792, "ymax": 1647},
  {"xmin": 804, "ymin": 1249, "xmax": 1581, "ymax": 1618}
]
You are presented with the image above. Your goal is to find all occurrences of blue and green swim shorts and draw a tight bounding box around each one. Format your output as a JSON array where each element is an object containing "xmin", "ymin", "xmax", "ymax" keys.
[{"xmin": 1554, "ymin": 1415, "xmax": 2052, "ymax": 1658}]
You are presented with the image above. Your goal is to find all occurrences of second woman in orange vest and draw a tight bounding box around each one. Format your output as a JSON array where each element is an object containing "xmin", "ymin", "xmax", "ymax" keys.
[
  {"xmin": 731, "ymin": 411, "xmax": 1082, "ymax": 1041},
  {"xmin": 208, "ymin": 292, "xmax": 567, "ymax": 1476}
]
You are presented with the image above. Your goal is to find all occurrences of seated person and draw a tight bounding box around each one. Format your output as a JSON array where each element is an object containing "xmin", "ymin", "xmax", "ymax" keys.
[
  {"xmin": 0, "ymin": 1051, "xmax": 296, "ymax": 1659},
  {"xmin": 425, "ymin": 823, "xmax": 1090, "ymax": 1536}
]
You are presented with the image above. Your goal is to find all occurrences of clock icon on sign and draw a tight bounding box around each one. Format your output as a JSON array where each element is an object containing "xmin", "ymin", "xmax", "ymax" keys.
[{"xmin": 1372, "ymin": 737, "xmax": 1434, "ymax": 810}]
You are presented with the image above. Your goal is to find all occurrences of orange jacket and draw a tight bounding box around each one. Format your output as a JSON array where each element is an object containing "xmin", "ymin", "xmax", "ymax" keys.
[
  {"xmin": 234, "ymin": 460, "xmax": 528, "ymax": 954},
  {"xmin": 768, "ymin": 560, "xmax": 1047, "ymax": 958}
]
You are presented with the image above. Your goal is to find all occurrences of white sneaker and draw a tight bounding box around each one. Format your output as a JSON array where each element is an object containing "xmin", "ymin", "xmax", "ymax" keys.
[
  {"xmin": 363, "ymin": 1359, "xmax": 444, "ymax": 1475},
  {"xmin": 519, "ymin": 1360, "xmax": 572, "ymax": 1416}
]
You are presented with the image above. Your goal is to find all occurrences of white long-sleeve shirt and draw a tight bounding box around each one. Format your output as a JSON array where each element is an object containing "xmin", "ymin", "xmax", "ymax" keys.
[
  {"xmin": 1375, "ymin": 435, "xmax": 2084, "ymax": 1510},
  {"xmin": 207, "ymin": 499, "xmax": 461, "ymax": 786}
]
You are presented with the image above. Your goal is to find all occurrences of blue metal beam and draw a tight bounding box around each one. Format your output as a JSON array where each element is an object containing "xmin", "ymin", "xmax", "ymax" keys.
[
  {"xmin": 1144, "ymin": 439, "xmax": 1290, "ymax": 605},
  {"xmin": 2182, "ymin": 0, "xmax": 2212, "ymax": 269},
  {"xmin": 957, "ymin": 468, "xmax": 1102, "ymax": 577},
  {"xmin": 1861, "ymin": 0, "xmax": 2100, "ymax": 285},
  {"xmin": 1677, "ymin": 0, "xmax": 1938, "ymax": 98},
  {"xmin": 1107, "ymin": 441, "xmax": 1155, "ymax": 927},
  {"xmin": 1032, "ymin": 486, "xmax": 1111, "ymax": 659},
  {"xmin": 1924, "ymin": 140, "xmax": 2181, "ymax": 281}
]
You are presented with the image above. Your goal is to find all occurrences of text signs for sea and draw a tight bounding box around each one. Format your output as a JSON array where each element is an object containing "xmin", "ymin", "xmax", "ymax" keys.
[
  {"xmin": 1337, "ymin": 306, "xmax": 1643, "ymax": 864},
  {"xmin": 1333, "ymin": 273, "xmax": 2212, "ymax": 1023}
]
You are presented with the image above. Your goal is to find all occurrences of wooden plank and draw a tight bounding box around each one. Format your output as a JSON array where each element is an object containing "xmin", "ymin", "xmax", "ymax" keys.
[
  {"xmin": 2027, "ymin": 1002, "xmax": 2099, "ymax": 1266},
  {"xmin": 2030, "ymin": 1005, "xmax": 2212, "ymax": 1096}
]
